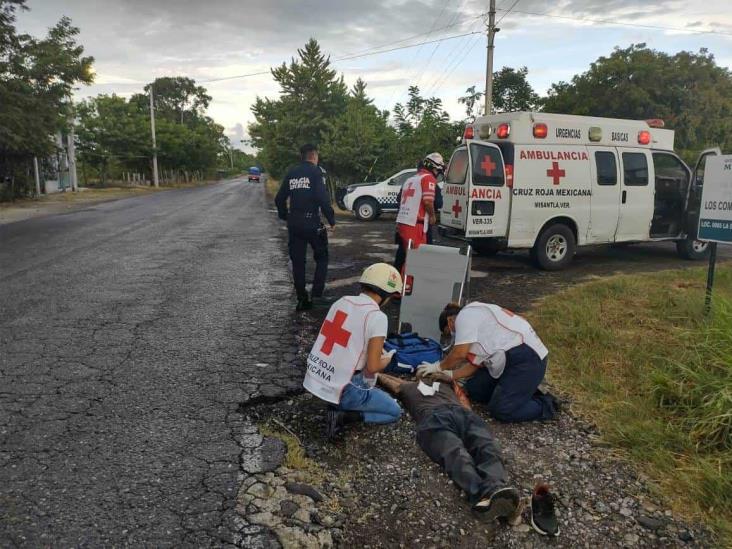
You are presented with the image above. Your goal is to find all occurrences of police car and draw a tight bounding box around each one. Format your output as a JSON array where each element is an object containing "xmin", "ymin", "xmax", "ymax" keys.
[
  {"xmin": 342, "ymin": 169, "xmax": 417, "ymax": 221},
  {"xmin": 439, "ymin": 111, "xmax": 721, "ymax": 270}
]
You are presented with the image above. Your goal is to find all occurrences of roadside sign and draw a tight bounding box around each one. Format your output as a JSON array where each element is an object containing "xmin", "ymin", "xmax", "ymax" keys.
[{"xmin": 698, "ymin": 155, "xmax": 732, "ymax": 244}]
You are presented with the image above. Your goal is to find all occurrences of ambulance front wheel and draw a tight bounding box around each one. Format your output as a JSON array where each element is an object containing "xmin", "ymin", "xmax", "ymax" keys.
[
  {"xmin": 676, "ymin": 237, "xmax": 710, "ymax": 260},
  {"xmin": 354, "ymin": 197, "xmax": 379, "ymax": 221},
  {"xmin": 532, "ymin": 224, "xmax": 576, "ymax": 270}
]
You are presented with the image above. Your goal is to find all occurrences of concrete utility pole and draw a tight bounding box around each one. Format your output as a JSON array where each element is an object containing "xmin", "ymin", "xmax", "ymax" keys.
[
  {"xmin": 484, "ymin": 0, "xmax": 498, "ymax": 116},
  {"xmin": 149, "ymin": 86, "xmax": 160, "ymax": 188},
  {"xmin": 33, "ymin": 157, "xmax": 41, "ymax": 197},
  {"xmin": 67, "ymin": 125, "xmax": 78, "ymax": 192},
  {"xmin": 229, "ymin": 147, "xmax": 234, "ymax": 170}
]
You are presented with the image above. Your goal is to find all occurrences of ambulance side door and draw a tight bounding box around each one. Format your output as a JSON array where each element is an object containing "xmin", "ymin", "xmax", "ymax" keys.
[
  {"xmin": 465, "ymin": 142, "xmax": 509, "ymax": 239},
  {"xmin": 616, "ymin": 149, "xmax": 654, "ymax": 242},
  {"xmin": 588, "ymin": 147, "xmax": 621, "ymax": 243},
  {"xmin": 440, "ymin": 147, "xmax": 469, "ymax": 230}
]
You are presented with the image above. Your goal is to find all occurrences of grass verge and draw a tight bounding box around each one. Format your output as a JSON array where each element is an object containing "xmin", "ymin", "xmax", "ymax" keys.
[
  {"xmin": 259, "ymin": 421, "xmax": 323, "ymax": 483},
  {"xmin": 528, "ymin": 265, "xmax": 732, "ymax": 543}
]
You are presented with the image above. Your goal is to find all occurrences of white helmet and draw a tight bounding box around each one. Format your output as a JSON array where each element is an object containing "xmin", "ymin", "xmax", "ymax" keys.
[
  {"xmin": 423, "ymin": 152, "xmax": 445, "ymax": 175},
  {"xmin": 359, "ymin": 263, "xmax": 403, "ymax": 296}
]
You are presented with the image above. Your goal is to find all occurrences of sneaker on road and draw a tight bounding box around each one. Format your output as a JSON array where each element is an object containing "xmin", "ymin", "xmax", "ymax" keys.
[
  {"xmin": 531, "ymin": 483, "xmax": 560, "ymax": 536},
  {"xmin": 324, "ymin": 407, "xmax": 344, "ymax": 441},
  {"xmin": 473, "ymin": 486, "xmax": 520, "ymax": 521}
]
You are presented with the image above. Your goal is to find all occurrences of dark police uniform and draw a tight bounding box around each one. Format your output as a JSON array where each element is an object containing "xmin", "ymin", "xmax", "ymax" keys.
[{"xmin": 275, "ymin": 161, "xmax": 335, "ymax": 300}]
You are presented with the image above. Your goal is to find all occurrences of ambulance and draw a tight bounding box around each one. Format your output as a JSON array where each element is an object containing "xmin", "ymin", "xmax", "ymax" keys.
[{"xmin": 439, "ymin": 111, "xmax": 721, "ymax": 270}]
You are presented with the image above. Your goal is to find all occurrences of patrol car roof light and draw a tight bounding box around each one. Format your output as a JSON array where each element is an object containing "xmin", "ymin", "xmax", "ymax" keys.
[
  {"xmin": 645, "ymin": 119, "xmax": 665, "ymax": 128},
  {"xmin": 533, "ymin": 123, "xmax": 548, "ymax": 139},
  {"xmin": 496, "ymin": 123, "xmax": 510, "ymax": 139},
  {"xmin": 463, "ymin": 126, "xmax": 474, "ymax": 140},
  {"xmin": 638, "ymin": 130, "xmax": 651, "ymax": 145}
]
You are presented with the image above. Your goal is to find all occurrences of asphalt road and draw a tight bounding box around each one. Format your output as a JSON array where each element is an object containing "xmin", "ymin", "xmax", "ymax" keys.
[{"xmin": 0, "ymin": 179, "xmax": 300, "ymax": 546}]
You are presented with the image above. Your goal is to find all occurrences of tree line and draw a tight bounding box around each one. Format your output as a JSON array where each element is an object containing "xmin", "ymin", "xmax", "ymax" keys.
[{"xmin": 251, "ymin": 39, "xmax": 732, "ymax": 186}]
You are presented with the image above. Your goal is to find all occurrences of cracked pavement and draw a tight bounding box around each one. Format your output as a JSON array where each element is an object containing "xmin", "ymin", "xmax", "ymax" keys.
[{"xmin": 0, "ymin": 179, "xmax": 300, "ymax": 546}]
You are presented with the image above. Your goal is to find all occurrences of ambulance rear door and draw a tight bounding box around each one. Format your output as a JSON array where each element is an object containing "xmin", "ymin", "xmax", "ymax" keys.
[
  {"xmin": 441, "ymin": 146, "xmax": 470, "ymax": 231},
  {"xmin": 465, "ymin": 142, "xmax": 510, "ymax": 239}
]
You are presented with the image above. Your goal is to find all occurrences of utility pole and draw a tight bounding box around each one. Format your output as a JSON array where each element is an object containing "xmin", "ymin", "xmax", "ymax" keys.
[
  {"xmin": 229, "ymin": 147, "xmax": 234, "ymax": 170},
  {"xmin": 149, "ymin": 86, "xmax": 160, "ymax": 188},
  {"xmin": 67, "ymin": 124, "xmax": 78, "ymax": 192},
  {"xmin": 33, "ymin": 157, "xmax": 41, "ymax": 197},
  {"xmin": 484, "ymin": 0, "xmax": 498, "ymax": 116}
]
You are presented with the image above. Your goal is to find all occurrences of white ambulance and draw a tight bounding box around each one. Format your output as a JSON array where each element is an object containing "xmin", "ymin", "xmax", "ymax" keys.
[{"xmin": 439, "ymin": 111, "xmax": 721, "ymax": 269}]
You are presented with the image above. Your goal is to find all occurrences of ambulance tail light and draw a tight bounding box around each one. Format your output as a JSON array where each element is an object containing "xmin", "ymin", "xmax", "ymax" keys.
[
  {"xmin": 638, "ymin": 130, "xmax": 651, "ymax": 145},
  {"xmin": 505, "ymin": 164, "xmax": 514, "ymax": 188},
  {"xmin": 533, "ymin": 123, "xmax": 548, "ymax": 139},
  {"xmin": 496, "ymin": 123, "xmax": 510, "ymax": 139},
  {"xmin": 463, "ymin": 126, "xmax": 474, "ymax": 140}
]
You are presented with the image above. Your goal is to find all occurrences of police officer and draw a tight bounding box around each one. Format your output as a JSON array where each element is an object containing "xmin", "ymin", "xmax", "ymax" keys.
[{"xmin": 275, "ymin": 144, "xmax": 336, "ymax": 311}]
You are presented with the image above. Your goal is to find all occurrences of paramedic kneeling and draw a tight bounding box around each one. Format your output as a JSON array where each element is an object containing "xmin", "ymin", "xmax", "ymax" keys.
[
  {"xmin": 394, "ymin": 152, "xmax": 443, "ymax": 274},
  {"xmin": 418, "ymin": 302, "xmax": 559, "ymax": 423},
  {"xmin": 303, "ymin": 263, "xmax": 403, "ymax": 440}
]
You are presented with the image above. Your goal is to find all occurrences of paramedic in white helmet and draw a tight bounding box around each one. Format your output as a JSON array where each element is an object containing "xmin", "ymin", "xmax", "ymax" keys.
[
  {"xmin": 393, "ymin": 152, "xmax": 444, "ymax": 274},
  {"xmin": 303, "ymin": 263, "xmax": 403, "ymax": 440},
  {"xmin": 418, "ymin": 302, "xmax": 560, "ymax": 423}
]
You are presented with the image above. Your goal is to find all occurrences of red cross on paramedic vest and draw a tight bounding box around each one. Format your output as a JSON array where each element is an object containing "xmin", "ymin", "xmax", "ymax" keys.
[
  {"xmin": 319, "ymin": 310, "xmax": 352, "ymax": 356},
  {"xmin": 546, "ymin": 162, "xmax": 566, "ymax": 185},
  {"xmin": 481, "ymin": 155, "xmax": 497, "ymax": 176},
  {"xmin": 451, "ymin": 199, "xmax": 462, "ymax": 218},
  {"xmin": 401, "ymin": 182, "xmax": 416, "ymax": 205}
]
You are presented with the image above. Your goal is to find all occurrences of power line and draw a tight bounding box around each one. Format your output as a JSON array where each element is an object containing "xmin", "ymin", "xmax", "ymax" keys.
[
  {"xmin": 495, "ymin": 0, "xmax": 521, "ymax": 25},
  {"xmin": 499, "ymin": 8, "xmax": 732, "ymax": 36}
]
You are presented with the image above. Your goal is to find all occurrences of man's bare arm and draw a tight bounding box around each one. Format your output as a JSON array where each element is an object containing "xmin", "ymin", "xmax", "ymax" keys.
[{"xmin": 377, "ymin": 373, "xmax": 406, "ymax": 396}]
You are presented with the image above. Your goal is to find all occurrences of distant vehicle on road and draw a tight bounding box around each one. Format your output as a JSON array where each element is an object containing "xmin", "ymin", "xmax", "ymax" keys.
[
  {"xmin": 248, "ymin": 166, "xmax": 261, "ymax": 182},
  {"xmin": 342, "ymin": 169, "xmax": 417, "ymax": 221}
]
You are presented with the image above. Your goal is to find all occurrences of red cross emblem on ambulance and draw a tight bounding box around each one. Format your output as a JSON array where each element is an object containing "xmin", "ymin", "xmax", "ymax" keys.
[
  {"xmin": 546, "ymin": 162, "xmax": 566, "ymax": 185},
  {"xmin": 319, "ymin": 310, "xmax": 352, "ymax": 355},
  {"xmin": 451, "ymin": 199, "xmax": 462, "ymax": 218}
]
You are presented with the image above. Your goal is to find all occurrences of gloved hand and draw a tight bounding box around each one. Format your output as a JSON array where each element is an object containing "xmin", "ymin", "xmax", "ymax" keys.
[
  {"xmin": 380, "ymin": 349, "xmax": 396, "ymax": 369},
  {"xmin": 423, "ymin": 370, "xmax": 453, "ymax": 383},
  {"xmin": 416, "ymin": 361, "xmax": 441, "ymax": 379}
]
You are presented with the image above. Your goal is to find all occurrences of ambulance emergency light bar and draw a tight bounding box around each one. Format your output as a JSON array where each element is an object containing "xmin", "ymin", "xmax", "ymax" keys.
[{"xmin": 462, "ymin": 116, "xmax": 665, "ymax": 145}]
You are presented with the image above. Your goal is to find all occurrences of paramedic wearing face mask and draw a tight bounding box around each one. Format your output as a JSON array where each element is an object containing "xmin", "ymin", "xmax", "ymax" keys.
[
  {"xmin": 394, "ymin": 152, "xmax": 444, "ymax": 274},
  {"xmin": 303, "ymin": 263, "xmax": 403, "ymax": 440},
  {"xmin": 418, "ymin": 302, "xmax": 559, "ymax": 423}
]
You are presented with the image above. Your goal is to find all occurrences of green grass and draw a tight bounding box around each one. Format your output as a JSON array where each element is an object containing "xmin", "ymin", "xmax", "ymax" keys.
[{"xmin": 528, "ymin": 265, "xmax": 732, "ymax": 543}]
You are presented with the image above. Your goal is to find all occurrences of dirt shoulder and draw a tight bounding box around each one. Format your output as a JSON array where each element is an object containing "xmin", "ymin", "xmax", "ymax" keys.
[
  {"xmin": 240, "ymin": 211, "xmax": 720, "ymax": 548},
  {"xmin": 0, "ymin": 181, "xmax": 222, "ymax": 225}
]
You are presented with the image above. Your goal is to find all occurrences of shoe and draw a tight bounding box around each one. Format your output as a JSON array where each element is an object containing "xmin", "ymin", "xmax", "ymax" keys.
[
  {"xmin": 473, "ymin": 487, "xmax": 520, "ymax": 521},
  {"xmin": 324, "ymin": 407, "xmax": 344, "ymax": 440},
  {"xmin": 311, "ymin": 294, "xmax": 337, "ymax": 308},
  {"xmin": 295, "ymin": 295, "xmax": 313, "ymax": 311},
  {"xmin": 531, "ymin": 483, "xmax": 560, "ymax": 536}
]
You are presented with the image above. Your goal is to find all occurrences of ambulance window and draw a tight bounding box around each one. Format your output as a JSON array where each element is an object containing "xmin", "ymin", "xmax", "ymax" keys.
[
  {"xmin": 595, "ymin": 152, "xmax": 617, "ymax": 185},
  {"xmin": 470, "ymin": 144, "xmax": 504, "ymax": 187},
  {"xmin": 622, "ymin": 153, "xmax": 648, "ymax": 186},
  {"xmin": 652, "ymin": 153, "xmax": 689, "ymax": 189},
  {"xmin": 446, "ymin": 148, "xmax": 468, "ymax": 185}
]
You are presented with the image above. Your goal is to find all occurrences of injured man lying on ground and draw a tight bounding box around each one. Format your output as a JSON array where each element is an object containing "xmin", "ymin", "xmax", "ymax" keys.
[{"xmin": 377, "ymin": 373, "xmax": 559, "ymax": 537}]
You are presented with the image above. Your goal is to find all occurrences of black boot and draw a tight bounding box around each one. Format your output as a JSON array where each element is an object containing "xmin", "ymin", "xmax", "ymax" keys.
[
  {"xmin": 325, "ymin": 408, "xmax": 363, "ymax": 440},
  {"xmin": 296, "ymin": 294, "xmax": 313, "ymax": 311}
]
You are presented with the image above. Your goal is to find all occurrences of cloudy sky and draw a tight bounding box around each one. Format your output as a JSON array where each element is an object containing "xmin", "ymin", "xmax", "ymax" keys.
[{"xmin": 17, "ymin": 0, "xmax": 732, "ymax": 150}]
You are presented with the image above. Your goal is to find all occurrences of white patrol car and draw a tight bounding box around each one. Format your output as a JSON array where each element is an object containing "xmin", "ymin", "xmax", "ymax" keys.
[
  {"xmin": 439, "ymin": 111, "xmax": 721, "ymax": 270},
  {"xmin": 342, "ymin": 169, "xmax": 417, "ymax": 221}
]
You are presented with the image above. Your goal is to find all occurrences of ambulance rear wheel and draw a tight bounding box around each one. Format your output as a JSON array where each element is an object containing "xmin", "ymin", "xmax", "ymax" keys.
[
  {"xmin": 532, "ymin": 224, "xmax": 576, "ymax": 270},
  {"xmin": 354, "ymin": 198, "xmax": 379, "ymax": 221},
  {"xmin": 676, "ymin": 237, "xmax": 710, "ymax": 260}
]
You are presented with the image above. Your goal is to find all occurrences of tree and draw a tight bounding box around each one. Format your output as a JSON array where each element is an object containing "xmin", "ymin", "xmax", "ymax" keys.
[
  {"xmin": 0, "ymin": 1, "xmax": 94, "ymax": 197},
  {"xmin": 320, "ymin": 79, "xmax": 396, "ymax": 185},
  {"xmin": 543, "ymin": 44, "xmax": 732, "ymax": 157},
  {"xmin": 249, "ymin": 38, "xmax": 348, "ymax": 178},
  {"xmin": 458, "ymin": 85, "xmax": 483, "ymax": 121},
  {"xmin": 142, "ymin": 77, "xmax": 211, "ymax": 125},
  {"xmin": 492, "ymin": 67, "xmax": 540, "ymax": 113}
]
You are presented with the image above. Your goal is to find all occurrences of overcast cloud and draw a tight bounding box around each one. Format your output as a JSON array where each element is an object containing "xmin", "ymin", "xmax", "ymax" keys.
[{"xmin": 16, "ymin": 0, "xmax": 732, "ymax": 149}]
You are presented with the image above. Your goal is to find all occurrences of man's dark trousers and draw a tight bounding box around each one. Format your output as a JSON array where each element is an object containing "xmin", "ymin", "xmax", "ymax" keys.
[
  {"xmin": 415, "ymin": 405, "xmax": 507, "ymax": 504},
  {"xmin": 288, "ymin": 221, "xmax": 328, "ymax": 299}
]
